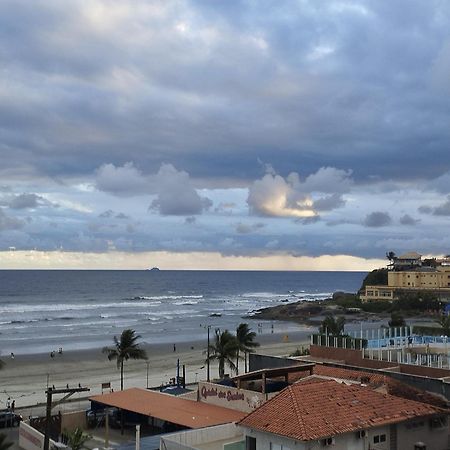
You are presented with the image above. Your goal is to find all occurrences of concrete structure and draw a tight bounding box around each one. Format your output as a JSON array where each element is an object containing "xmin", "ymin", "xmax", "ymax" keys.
[
  {"xmin": 160, "ymin": 423, "xmax": 244, "ymax": 450},
  {"xmin": 19, "ymin": 422, "xmax": 66, "ymax": 450},
  {"xmin": 361, "ymin": 252, "xmax": 450, "ymax": 301}
]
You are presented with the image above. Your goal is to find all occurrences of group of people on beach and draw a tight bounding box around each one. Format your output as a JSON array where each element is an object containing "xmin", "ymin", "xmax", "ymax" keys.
[
  {"xmin": 6, "ymin": 397, "xmax": 15, "ymax": 411},
  {"xmin": 50, "ymin": 347, "xmax": 63, "ymax": 358}
]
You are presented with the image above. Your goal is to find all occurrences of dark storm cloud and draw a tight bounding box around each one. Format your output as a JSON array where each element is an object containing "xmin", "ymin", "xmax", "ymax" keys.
[
  {"xmin": 363, "ymin": 211, "xmax": 392, "ymax": 228},
  {"xmin": 0, "ymin": 193, "xmax": 53, "ymax": 209},
  {"xmin": 399, "ymin": 214, "xmax": 420, "ymax": 226},
  {"xmin": 0, "ymin": 209, "xmax": 23, "ymax": 231},
  {"xmin": 432, "ymin": 196, "xmax": 450, "ymax": 216},
  {"xmin": 1, "ymin": 1, "xmax": 450, "ymax": 183},
  {"xmin": 9, "ymin": 193, "xmax": 44, "ymax": 209}
]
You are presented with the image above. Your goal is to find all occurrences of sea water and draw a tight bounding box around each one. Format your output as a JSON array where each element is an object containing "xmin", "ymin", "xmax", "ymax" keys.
[{"xmin": 0, "ymin": 270, "xmax": 365, "ymax": 355}]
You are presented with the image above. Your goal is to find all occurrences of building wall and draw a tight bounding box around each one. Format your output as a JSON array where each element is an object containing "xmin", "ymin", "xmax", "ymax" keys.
[
  {"xmin": 19, "ymin": 422, "xmax": 63, "ymax": 450},
  {"xmin": 61, "ymin": 410, "xmax": 87, "ymax": 431},
  {"xmin": 197, "ymin": 382, "xmax": 266, "ymax": 413},
  {"xmin": 361, "ymin": 266, "xmax": 450, "ymax": 301},
  {"xmin": 242, "ymin": 420, "xmax": 447, "ymax": 450},
  {"xmin": 396, "ymin": 417, "xmax": 448, "ymax": 450},
  {"xmin": 160, "ymin": 423, "xmax": 242, "ymax": 450},
  {"xmin": 360, "ymin": 285, "xmax": 394, "ymax": 301},
  {"xmin": 242, "ymin": 427, "xmax": 388, "ymax": 450}
]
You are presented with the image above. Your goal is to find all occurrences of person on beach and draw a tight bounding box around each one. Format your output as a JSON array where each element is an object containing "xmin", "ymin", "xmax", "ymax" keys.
[
  {"xmin": 11, "ymin": 400, "xmax": 15, "ymax": 411},
  {"xmin": 50, "ymin": 351, "xmax": 55, "ymax": 358},
  {"xmin": 173, "ymin": 344, "xmax": 176, "ymax": 352},
  {"xmin": 10, "ymin": 352, "xmax": 14, "ymax": 359},
  {"xmin": 6, "ymin": 398, "xmax": 10, "ymax": 410}
]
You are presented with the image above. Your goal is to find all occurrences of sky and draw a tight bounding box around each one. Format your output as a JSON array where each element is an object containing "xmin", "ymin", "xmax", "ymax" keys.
[{"xmin": 1, "ymin": 0, "xmax": 450, "ymax": 270}]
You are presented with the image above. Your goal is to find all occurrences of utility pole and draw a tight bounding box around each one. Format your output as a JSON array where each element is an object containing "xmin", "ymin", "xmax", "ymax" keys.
[
  {"xmin": 43, "ymin": 386, "xmax": 90, "ymax": 450},
  {"xmin": 206, "ymin": 325, "xmax": 211, "ymax": 382}
]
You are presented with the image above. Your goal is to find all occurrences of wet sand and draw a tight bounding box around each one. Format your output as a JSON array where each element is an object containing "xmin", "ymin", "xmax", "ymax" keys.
[{"xmin": 0, "ymin": 330, "xmax": 312, "ymax": 410}]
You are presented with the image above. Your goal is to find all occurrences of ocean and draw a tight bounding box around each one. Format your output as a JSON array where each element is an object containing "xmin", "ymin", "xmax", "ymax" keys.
[{"xmin": 0, "ymin": 270, "xmax": 366, "ymax": 355}]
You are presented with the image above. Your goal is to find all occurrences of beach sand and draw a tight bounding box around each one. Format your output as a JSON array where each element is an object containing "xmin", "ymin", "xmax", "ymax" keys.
[{"xmin": 0, "ymin": 330, "xmax": 311, "ymax": 410}]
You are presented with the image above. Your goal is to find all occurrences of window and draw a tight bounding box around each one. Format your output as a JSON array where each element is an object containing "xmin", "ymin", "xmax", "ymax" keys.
[
  {"xmin": 270, "ymin": 444, "xmax": 291, "ymax": 450},
  {"xmin": 246, "ymin": 436, "xmax": 256, "ymax": 450},
  {"xmin": 373, "ymin": 434, "xmax": 386, "ymax": 443},
  {"xmin": 429, "ymin": 415, "xmax": 447, "ymax": 429}
]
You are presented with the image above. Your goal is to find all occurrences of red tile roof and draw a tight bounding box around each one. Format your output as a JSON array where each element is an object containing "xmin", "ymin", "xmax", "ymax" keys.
[
  {"xmin": 293, "ymin": 365, "xmax": 448, "ymax": 409},
  {"xmin": 90, "ymin": 388, "xmax": 245, "ymax": 429},
  {"xmin": 239, "ymin": 380, "xmax": 443, "ymax": 441}
]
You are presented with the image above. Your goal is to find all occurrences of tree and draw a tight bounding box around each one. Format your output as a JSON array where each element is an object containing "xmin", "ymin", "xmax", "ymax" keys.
[
  {"xmin": 386, "ymin": 251, "xmax": 397, "ymax": 267},
  {"xmin": 207, "ymin": 329, "xmax": 239, "ymax": 379},
  {"xmin": 235, "ymin": 323, "xmax": 259, "ymax": 374},
  {"xmin": 103, "ymin": 329, "xmax": 147, "ymax": 391},
  {"xmin": 388, "ymin": 312, "xmax": 406, "ymax": 328},
  {"xmin": 319, "ymin": 315, "xmax": 345, "ymax": 336},
  {"xmin": 436, "ymin": 315, "xmax": 450, "ymax": 336},
  {"xmin": 63, "ymin": 428, "xmax": 91, "ymax": 450},
  {"xmin": 0, "ymin": 434, "xmax": 12, "ymax": 450}
]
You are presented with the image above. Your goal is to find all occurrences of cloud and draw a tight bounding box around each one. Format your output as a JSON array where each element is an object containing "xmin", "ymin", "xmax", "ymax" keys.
[
  {"xmin": 96, "ymin": 162, "xmax": 149, "ymax": 196},
  {"xmin": 313, "ymin": 193, "xmax": 345, "ymax": 211},
  {"xmin": 363, "ymin": 211, "xmax": 392, "ymax": 228},
  {"xmin": 247, "ymin": 172, "xmax": 315, "ymax": 218},
  {"xmin": 418, "ymin": 195, "xmax": 450, "ymax": 216},
  {"xmin": 0, "ymin": 193, "xmax": 51, "ymax": 209},
  {"xmin": 0, "ymin": 208, "xmax": 23, "ymax": 231},
  {"xmin": 150, "ymin": 164, "xmax": 212, "ymax": 215},
  {"xmin": 418, "ymin": 205, "xmax": 432, "ymax": 214},
  {"xmin": 247, "ymin": 167, "xmax": 351, "ymax": 217},
  {"xmin": 433, "ymin": 196, "xmax": 450, "ymax": 216},
  {"xmin": 235, "ymin": 222, "xmax": 265, "ymax": 234},
  {"xmin": 399, "ymin": 214, "xmax": 420, "ymax": 225}
]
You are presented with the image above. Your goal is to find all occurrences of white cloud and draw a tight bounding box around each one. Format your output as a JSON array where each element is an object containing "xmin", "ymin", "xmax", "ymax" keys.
[{"xmin": 247, "ymin": 167, "xmax": 352, "ymax": 218}]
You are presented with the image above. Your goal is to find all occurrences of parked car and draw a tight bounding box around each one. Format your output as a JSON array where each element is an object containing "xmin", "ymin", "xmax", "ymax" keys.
[
  {"xmin": 0, "ymin": 411, "xmax": 23, "ymax": 428},
  {"xmin": 86, "ymin": 408, "xmax": 120, "ymax": 429}
]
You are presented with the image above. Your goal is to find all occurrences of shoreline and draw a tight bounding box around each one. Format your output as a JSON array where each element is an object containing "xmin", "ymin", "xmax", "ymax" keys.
[{"xmin": 0, "ymin": 330, "xmax": 312, "ymax": 410}]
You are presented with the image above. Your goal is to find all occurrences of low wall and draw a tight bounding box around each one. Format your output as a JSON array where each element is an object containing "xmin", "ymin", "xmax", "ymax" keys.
[
  {"xmin": 398, "ymin": 364, "xmax": 450, "ymax": 379},
  {"xmin": 310, "ymin": 345, "xmax": 398, "ymax": 369},
  {"xmin": 61, "ymin": 411, "xmax": 87, "ymax": 432},
  {"xmin": 249, "ymin": 353, "xmax": 301, "ymax": 372},
  {"xmin": 160, "ymin": 423, "xmax": 243, "ymax": 450},
  {"xmin": 19, "ymin": 422, "xmax": 63, "ymax": 450}
]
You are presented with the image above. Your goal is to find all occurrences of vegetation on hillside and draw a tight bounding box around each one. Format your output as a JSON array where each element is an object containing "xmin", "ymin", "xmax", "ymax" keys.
[
  {"xmin": 359, "ymin": 268, "xmax": 388, "ymax": 292},
  {"xmin": 331, "ymin": 289, "xmax": 442, "ymax": 315}
]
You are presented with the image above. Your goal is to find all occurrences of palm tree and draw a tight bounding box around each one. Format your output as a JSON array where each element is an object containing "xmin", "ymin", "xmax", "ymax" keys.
[
  {"xmin": 436, "ymin": 315, "xmax": 450, "ymax": 336},
  {"xmin": 63, "ymin": 428, "xmax": 91, "ymax": 450},
  {"xmin": 103, "ymin": 329, "xmax": 147, "ymax": 391},
  {"xmin": 236, "ymin": 323, "xmax": 259, "ymax": 374},
  {"xmin": 207, "ymin": 329, "xmax": 239, "ymax": 379},
  {"xmin": 319, "ymin": 315, "xmax": 346, "ymax": 336},
  {"xmin": 0, "ymin": 433, "xmax": 13, "ymax": 450}
]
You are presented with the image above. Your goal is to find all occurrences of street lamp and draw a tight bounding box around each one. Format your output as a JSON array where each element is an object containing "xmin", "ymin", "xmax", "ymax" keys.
[{"xmin": 206, "ymin": 325, "xmax": 211, "ymax": 382}]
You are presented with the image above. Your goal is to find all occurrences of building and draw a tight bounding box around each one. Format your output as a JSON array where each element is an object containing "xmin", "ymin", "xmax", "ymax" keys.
[
  {"xmin": 238, "ymin": 379, "xmax": 448, "ymax": 450},
  {"xmin": 361, "ymin": 252, "xmax": 450, "ymax": 301}
]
